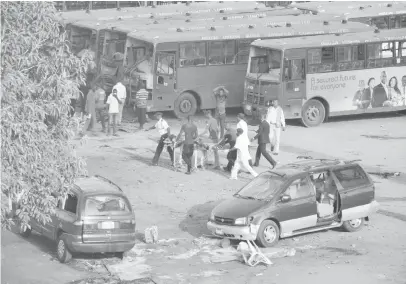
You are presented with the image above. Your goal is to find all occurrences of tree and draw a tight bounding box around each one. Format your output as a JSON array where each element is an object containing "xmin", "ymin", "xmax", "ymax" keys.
[{"xmin": 1, "ymin": 2, "xmax": 93, "ymax": 229}]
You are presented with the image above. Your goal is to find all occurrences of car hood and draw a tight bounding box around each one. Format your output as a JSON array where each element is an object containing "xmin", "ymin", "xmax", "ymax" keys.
[{"xmin": 212, "ymin": 197, "xmax": 267, "ymax": 219}]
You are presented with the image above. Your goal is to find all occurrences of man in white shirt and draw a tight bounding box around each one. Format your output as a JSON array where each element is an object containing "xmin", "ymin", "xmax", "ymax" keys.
[
  {"xmin": 106, "ymin": 89, "xmax": 122, "ymax": 136},
  {"xmin": 230, "ymin": 128, "xmax": 258, "ymax": 180},
  {"xmin": 265, "ymin": 99, "xmax": 286, "ymax": 155},
  {"xmin": 236, "ymin": 113, "xmax": 249, "ymax": 140},
  {"xmin": 147, "ymin": 112, "xmax": 174, "ymax": 166},
  {"xmin": 112, "ymin": 81, "xmax": 127, "ymax": 125}
]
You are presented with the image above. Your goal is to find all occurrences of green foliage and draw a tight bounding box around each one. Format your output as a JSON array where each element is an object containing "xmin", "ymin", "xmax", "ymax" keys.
[{"xmin": 1, "ymin": 2, "xmax": 92, "ymax": 229}]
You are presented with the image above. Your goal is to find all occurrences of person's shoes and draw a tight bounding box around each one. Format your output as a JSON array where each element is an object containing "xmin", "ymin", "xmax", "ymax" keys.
[
  {"xmin": 253, "ymin": 163, "xmax": 259, "ymax": 167},
  {"xmin": 223, "ymin": 167, "xmax": 229, "ymax": 172},
  {"xmin": 272, "ymin": 152, "xmax": 279, "ymax": 155},
  {"xmin": 229, "ymin": 177, "xmax": 238, "ymax": 180},
  {"xmin": 214, "ymin": 166, "xmax": 221, "ymax": 170},
  {"xmin": 152, "ymin": 162, "xmax": 158, "ymax": 166},
  {"xmin": 113, "ymin": 133, "xmax": 119, "ymax": 137},
  {"xmin": 101, "ymin": 129, "xmax": 106, "ymax": 133},
  {"xmin": 271, "ymin": 162, "xmax": 278, "ymax": 169},
  {"xmin": 185, "ymin": 171, "xmax": 191, "ymax": 175}
]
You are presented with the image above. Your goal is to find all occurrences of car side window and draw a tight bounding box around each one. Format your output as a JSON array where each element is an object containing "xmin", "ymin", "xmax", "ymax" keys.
[
  {"xmin": 284, "ymin": 177, "xmax": 314, "ymax": 199},
  {"xmin": 333, "ymin": 166, "xmax": 369, "ymax": 189},
  {"xmin": 63, "ymin": 193, "xmax": 78, "ymax": 214}
]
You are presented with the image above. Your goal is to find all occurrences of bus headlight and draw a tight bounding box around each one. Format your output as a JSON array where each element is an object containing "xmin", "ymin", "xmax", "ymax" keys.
[{"xmin": 234, "ymin": 217, "xmax": 248, "ymax": 225}]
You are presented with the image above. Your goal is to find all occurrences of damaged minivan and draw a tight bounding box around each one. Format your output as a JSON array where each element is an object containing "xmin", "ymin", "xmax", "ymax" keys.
[{"xmin": 207, "ymin": 159, "xmax": 379, "ymax": 247}]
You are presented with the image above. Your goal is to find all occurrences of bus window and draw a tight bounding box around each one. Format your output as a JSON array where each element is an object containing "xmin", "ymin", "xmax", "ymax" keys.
[
  {"xmin": 401, "ymin": 16, "xmax": 406, "ymax": 28},
  {"xmin": 307, "ymin": 47, "xmax": 335, "ymax": 73},
  {"xmin": 371, "ymin": 17, "xmax": 389, "ymax": 29},
  {"xmin": 366, "ymin": 42, "xmax": 395, "ymax": 68},
  {"xmin": 179, "ymin": 42, "xmax": 206, "ymax": 67},
  {"xmin": 389, "ymin": 16, "xmax": 401, "ymax": 29},
  {"xmin": 247, "ymin": 47, "xmax": 281, "ymax": 82},
  {"xmin": 237, "ymin": 40, "xmax": 253, "ymax": 64},
  {"xmin": 395, "ymin": 41, "xmax": 406, "ymax": 66},
  {"xmin": 284, "ymin": 59, "xmax": 305, "ymax": 81},
  {"xmin": 208, "ymin": 41, "xmax": 236, "ymax": 65},
  {"xmin": 157, "ymin": 53, "xmax": 174, "ymax": 75},
  {"xmin": 336, "ymin": 45, "xmax": 365, "ymax": 71}
]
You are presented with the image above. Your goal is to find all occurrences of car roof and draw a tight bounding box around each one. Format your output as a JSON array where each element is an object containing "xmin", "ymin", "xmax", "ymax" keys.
[
  {"xmin": 271, "ymin": 159, "xmax": 362, "ymax": 177},
  {"xmin": 74, "ymin": 176, "xmax": 123, "ymax": 195}
]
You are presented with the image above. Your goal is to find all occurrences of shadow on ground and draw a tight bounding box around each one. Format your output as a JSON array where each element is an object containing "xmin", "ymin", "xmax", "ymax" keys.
[{"xmin": 179, "ymin": 200, "xmax": 223, "ymax": 238}]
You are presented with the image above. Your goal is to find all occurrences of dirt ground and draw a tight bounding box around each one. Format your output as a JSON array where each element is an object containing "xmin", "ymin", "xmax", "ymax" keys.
[{"xmin": 2, "ymin": 107, "xmax": 406, "ymax": 284}]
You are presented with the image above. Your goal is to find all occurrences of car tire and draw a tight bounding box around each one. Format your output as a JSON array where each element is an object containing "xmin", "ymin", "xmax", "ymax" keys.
[
  {"xmin": 342, "ymin": 218, "xmax": 364, "ymax": 232},
  {"xmin": 256, "ymin": 220, "xmax": 280, "ymax": 248},
  {"xmin": 174, "ymin": 92, "xmax": 198, "ymax": 118},
  {"xmin": 20, "ymin": 226, "xmax": 32, "ymax": 238},
  {"xmin": 301, "ymin": 99, "xmax": 326, "ymax": 127},
  {"xmin": 56, "ymin": 234, "xmax": 72, "ymax": 263}
]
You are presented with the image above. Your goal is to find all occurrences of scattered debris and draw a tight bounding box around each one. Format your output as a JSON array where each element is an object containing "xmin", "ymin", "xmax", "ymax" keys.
[
  {"xmin": 295, "ymin": 245, "xmax": 316, "ymax": 252},
  {"xmin": 167, "ymin": 249, "xmax": 199, "ymax": 260},
  {"xmin": 297, "ymin": 155, "xmax": 312, "ymax": 160},
  {"xmin": 193, "ymin": 236, "xmax": 222, "ymax": 248},
  {"xmin": 144, "ymin": 226, "xmax": 158, "ymax": 244},
  {"xmin": 238, "ymin": 241, "xmax": 273, "ymax": 267},
  {"xmin": 190, "ymin": 270, "xmax": 228, "ymax": 277},
  {"xmin": 262, "ymin": 247, "xmax": 296, "ymax": 259},
  {"xmin": 107, "ymin": 257, "xmax": 151, "ymax": 281},
  {"xmin": 99, "ymin": 144, "xmax": 111, "ymax": 148}
]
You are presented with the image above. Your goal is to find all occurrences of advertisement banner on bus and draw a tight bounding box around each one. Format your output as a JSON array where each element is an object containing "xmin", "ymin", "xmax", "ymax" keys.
[{"xmin": 307, "ymin": 67, "xmax": 406, "ymax": 112}]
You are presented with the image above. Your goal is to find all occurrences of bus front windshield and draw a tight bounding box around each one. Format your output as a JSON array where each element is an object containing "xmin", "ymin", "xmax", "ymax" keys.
[{"xmin": 247, "ymin": 47, "xmax": 282, "ymax": 82}]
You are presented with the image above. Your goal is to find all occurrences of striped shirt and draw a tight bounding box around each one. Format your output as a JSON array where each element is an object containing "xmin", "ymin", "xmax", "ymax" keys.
[{"xmin": 136, "ymin": 89, "xmax": 148, "ymax": 108}]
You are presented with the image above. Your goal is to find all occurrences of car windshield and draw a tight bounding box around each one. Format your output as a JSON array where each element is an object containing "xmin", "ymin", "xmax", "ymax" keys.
[
  {"xmin": 84, "ymin": 195, "xmax": 131, "ymax": 216},
  {"xmin": 235, "ymin": 172, "xmax": 284, "ymax": 200},
  {"xmin": 247, "ymin": 47, "xmax": 282, "ymax": 82}
]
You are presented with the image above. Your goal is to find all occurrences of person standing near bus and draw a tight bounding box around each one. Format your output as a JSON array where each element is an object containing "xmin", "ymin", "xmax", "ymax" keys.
[
  {"xmin": 84, "ymin": 83, "xmax": 98, "ymax": 132},
  {"xmin": 200, "ymin": 110, "xmax": 220, "ymax": 169},
  {"xmin": 216, "ymin": 123, "xmax": 237, "ymax": 172},
  {"xmin": 147, "ymin": 112, "xmax": 174, "ymax": 166},
  {"xmin": 266, "ymin": 99, "xmax": 286, "ymax": 155},
  {"xmin": 229, "ymin": 128, "xmax": 258, "ymax": 180},
  {"xmin": 213, "ymin": 86, "xmax": 229, "ymax": 139},
  {"xmin": 251, "ymin": 113, "xmax": 277, "ymax": 169},
  {"xmin": 106, "ymin": 89, "xmax": 122, "ymax": 136},
  {"xmin": 135, "ymin": 86, "xmax": 148, "ymax": 129},
  {"xmin": 236, "ymin": 113, "xmax": 254, "ymax": 166},
  {"xmin": 113, "ymin": 81, "xmax": 127, "ymax": 126},
  {"xmin": 177, "ymin": 116, "xmax": 198, "ymax": 175}
]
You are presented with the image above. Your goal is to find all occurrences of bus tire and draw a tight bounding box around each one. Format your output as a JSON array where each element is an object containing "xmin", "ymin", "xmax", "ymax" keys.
[
  {"xmin": 301, "ymin": 99, "xmax": 326, "ymax": 127},
  {"xmin": 174, "ymin": 92, "xmax": 197, "ymax": 118}
]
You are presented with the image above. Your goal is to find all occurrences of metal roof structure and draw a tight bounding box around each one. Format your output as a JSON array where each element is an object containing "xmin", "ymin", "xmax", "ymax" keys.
[
  {"xmin": 290, "ymin": 1, "xmax": 406, "ymax": 18},
  {"xmin": 58, "ymin": 2, "xmax": 300, "ymax": 25},
  {"xmin": 251, "ymin": 28, "xmax": 406, "ymax": 50},
  {"xmin": 125, "ymin": 21, "xmax": 373, "ymax": 44}
]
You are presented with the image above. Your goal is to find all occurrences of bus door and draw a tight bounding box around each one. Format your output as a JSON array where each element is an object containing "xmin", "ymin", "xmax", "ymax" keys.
[
  {"xmin": 283, "ymin": 49, "xmax": 306, "ymax": 118},
  {"xmin": 155, "ymin": 51, "xmax": 177, "ymax": 110}
]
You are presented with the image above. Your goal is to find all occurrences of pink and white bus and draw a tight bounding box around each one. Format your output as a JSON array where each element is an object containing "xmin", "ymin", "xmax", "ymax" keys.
[{"xmin": 243, "ymin": 28, "xmax": 406, "ymax": 127}]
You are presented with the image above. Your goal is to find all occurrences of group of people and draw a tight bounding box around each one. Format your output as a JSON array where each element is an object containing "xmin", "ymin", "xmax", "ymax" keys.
[{"xmin": 146, "ymin": 86, "xmax": 286, "ymax": 180}]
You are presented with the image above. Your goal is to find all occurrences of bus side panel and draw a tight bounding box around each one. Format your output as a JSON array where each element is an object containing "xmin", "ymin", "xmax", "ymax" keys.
[
  {"xmin": 176, "ymin": 64, "xmax": 247, "ymax": 109},
  {"xmin": 305, "ymin": 66, "xmax": 406, "ymax": 115}
]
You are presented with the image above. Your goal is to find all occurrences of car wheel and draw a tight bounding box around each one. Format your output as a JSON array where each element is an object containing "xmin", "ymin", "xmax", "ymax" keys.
[
  {"xmin": 256, "ymin": 220, "xmax": 280, "ymax": 248},
  {"xmin": 20, "ymin": 226, "xmax": 32, "ymax": 238},
  {"xmin": 57, "ymin": 234, "xmax": 72, "ymax": 263},
  {"xmin": 174, "ymin": 92, "xmax": 197, "ymax": 118},
  {"xmin": 342, "ymin": 218, "xmax": 364, "ymax": 232},
  {"xmin": 301, "ymin": 99, "xmax": 326, "ymax": 127}
]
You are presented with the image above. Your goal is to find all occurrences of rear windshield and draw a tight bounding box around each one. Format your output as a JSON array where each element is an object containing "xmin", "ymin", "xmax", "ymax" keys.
[{"xmin": 84, "ymin": 195, "xmax": 131, "ymax": 216}]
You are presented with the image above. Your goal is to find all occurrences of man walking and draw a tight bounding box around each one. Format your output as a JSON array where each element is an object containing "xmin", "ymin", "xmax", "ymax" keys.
[
  {"xmin": 177, "ymin": 116, "xmax": 198, "ymax": 175},
  {"xmin": 216, "ymin": 123, "xmax": 237, "ymax": 172},
  {"xmin": 252, "ymin": 113, "xmax": 277, "ymax": 169},
  {"xmin": 136, "ymin": 85, "xmax": 148, "ymax": 129},
  {"xmin": 113, "ymin": 81, "xmax": 127, "ymax": 125},
  {"xmin": 147, "ymin": 112, "xmax": 174, "ymax": 166},
  {"xmin": 199, "ymin": 110, "xmax": 220, "ymax": 169},
  {"xmin": 106, "ymin": 89, "xmax": 122, "ymax": 136},
  {"xmin": 236, "ymin": 113, "xmax": 253, "ymax": 166},
  {"xmin": 266, "ymin": 99, "xmax": 286, "ymax": 155},
  {"xmin": 213, "ymin": 86, "xmax": 229, "ymax": 138},
  {"xmin": 230, "ymin": 128, "xmax": 258, "ymax": 180},
  {"xmin": 95, "ymin": 84, "xmax": 107, "ymax": 132}
]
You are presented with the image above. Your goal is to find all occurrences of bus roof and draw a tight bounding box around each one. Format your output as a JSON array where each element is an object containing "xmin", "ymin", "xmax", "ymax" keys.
[
  {"xmin": 65, "ymin": 5, "xmax": 301, "ymax": 31},
  {"xmin": 95, "ymin": 12, "xmax": 346, "ymax": 35},
  {"xmin": 251, "ymin": 28, "xmax": 406, "ymax": 50},
  {"xmin": 58, "ymin": 2, "xmax": 298, "ymax": 25},
  {"xmin": 291, "ymin": 1, "xmax": 406, "ymax": 18},
  {"xmin": 125, "ymin": 21, "xmax": 372, "ymax": 44}
]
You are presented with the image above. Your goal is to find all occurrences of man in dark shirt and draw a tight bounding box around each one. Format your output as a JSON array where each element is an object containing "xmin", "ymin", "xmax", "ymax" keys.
[
  {"xmin": 251, "ymin": 113, "xmax": 277, "ymax": 169},
  {"xmin": 216, "ymin": 123, "xmax": 237, "ymax": 172},
  {"xmin": 177, "ymin": 116, "xmax": 198, "ymax": 175}
]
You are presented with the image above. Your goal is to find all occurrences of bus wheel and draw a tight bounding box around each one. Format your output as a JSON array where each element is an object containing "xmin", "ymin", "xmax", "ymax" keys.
[
  {"xmin": 174, "ymin": 92, "xmax": 197, "ymax": 118},
  {"xmin": 301, "ymin": 99, "xmax": 325, "ymax": 127}
]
